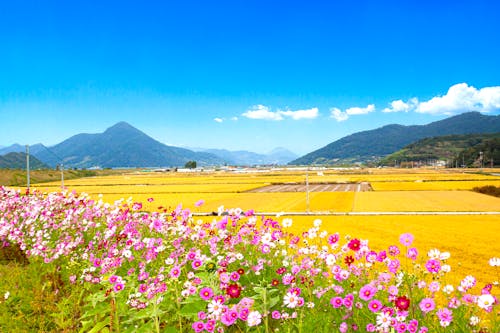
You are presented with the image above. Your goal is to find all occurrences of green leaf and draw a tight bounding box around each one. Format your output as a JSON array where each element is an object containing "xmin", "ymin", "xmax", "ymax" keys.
[{"xmin": 80, "ymin": 319, "xmax": 109, "ymax": 333}]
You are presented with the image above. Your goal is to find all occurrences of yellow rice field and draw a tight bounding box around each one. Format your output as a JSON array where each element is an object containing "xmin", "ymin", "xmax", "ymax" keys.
[
  {"xmin": 284, "ymin": 215, "xmax": 500, "ymax": 286},
  {"xmin": 26, "ymin": 168, "xmax": 500, "ymax": 287}
]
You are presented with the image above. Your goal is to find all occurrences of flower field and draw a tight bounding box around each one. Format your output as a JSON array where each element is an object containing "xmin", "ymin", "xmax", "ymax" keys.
[
  {"xmin": 0, "ymin": 186, "xmax": 499, "ymax": 332},
  {"xmin": 1, "ymin": 168, "xmax": 500, "ymax": 332}
]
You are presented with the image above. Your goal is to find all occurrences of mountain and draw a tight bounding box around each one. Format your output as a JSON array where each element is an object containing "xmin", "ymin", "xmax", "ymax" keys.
[
  {"xmin": 200, "ymin": 147, "xmax": 297, "ymax": 165},
  {"xmin": 0, "ymin": 143, "xmax": 46, "ymax": 156},
  {"xmin": 0, "ymin": 152, "xmax": 48, "ymax": 169},
  {"xmin": 379, "ymin": 133, "xmax": 500, "ymax": 166},
  {"xmin": 290, "ymin": 112, "xmax": 500, "ymax": 165},
  {"xmin": 31, "ymin": 122, "xmax": 226, "ymax": 168}
]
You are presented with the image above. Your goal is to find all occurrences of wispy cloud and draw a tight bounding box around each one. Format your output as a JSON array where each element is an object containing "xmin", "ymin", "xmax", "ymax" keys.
[
  {"xmin": 242, "ymin": 105, "xmax": 319, "ymax": 121},
  {"xmin": 416, "ymin": 83, "xmax": 500, "ymax": 115},
  {"xmin": 330, "ymin": 107, "xmax": 349, "ymax": 122},
  {"xmin": 214, "ymin": 117, "xmax": 224, "ymax": 123},
  {"xmin": 382, "ymin": 98, "xmax": 418, "ymax": 113},
  {"xmin": 330, "ymin": 104, "xmax": 375, "ymax": 121}
]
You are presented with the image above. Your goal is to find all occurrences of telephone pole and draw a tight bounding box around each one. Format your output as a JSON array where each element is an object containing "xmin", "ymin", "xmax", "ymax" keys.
[{"xmin": 26, "ymin": 145, "xmax": 30, "ymax": 192}]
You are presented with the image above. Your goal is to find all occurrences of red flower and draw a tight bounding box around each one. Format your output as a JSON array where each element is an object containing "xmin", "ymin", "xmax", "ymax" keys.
[
  {"xmin": 395, "ymin": 295, "xmax": 410, "ymax": 311},
  {"xmin": 237, "ymin": 268, "xmax": 245, "ymax": 275},
  {"xmin": 226, "ymin": 284, "xmax": 242, "ymax": 298},
  {"xmin": 344, "ymin": 255, "xmax": 355, "ymax": 266},
  {"xmin": 348, "ymin": 239, "xmax": 361, "ymax": 251}
]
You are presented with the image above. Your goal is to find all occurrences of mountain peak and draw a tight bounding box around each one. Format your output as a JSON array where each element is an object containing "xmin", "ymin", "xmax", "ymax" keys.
[{"xmin": 105, "ymin": 121, "xmax": 139, "ymax": 132}]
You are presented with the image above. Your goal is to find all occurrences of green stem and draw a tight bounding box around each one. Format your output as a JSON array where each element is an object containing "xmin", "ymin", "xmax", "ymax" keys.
[
  {"xmin": 153, "ymin": 299, "xmax": 160, "ymax": 333},
  {"xmin": 175, "ymin": 285, "xmax": 183, "ymax": 332},
  {"xmin": 263, "ymin": 287, "xmax": 269, "ymax": 333}
]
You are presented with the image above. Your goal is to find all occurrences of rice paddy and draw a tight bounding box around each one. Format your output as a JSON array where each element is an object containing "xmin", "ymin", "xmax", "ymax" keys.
[{"xmin": 25, "ymin": 168, "xmax": 500, "ymax": 286}]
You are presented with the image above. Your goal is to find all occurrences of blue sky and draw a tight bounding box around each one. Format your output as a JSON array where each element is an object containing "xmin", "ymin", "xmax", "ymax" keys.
[{"xmin": 1, "ymin": 1, "xmax": 499, "ymax": 155}]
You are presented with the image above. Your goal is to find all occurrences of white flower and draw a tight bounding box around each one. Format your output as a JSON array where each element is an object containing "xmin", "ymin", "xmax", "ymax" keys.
[
  {"xmin": 313, "ymin": 219, "xmax": 322, "ymax": 227},
  {"xmin": 325, "ymin": 254, "xmax": 336, "ymax": 266},
  {"xmin": 428, "ymin": 248, "xmax": 441, "ymax": 259},
  {"xmin": 489, "ymin": 257, "xmax": 500, "ymax": 267},
  {"xmin": 441, "ymin": 264, "xmax": 451, "ymax": 273},
  {"xmin": 4, "ymin": 291, "xmax": 9, "ymax": 300},
  {"xmin": 282, "ymin": 218, "xmax": 293, "ymax": 228},
  {"xmin": 283, "ymin": 292, "xmax": 299, "ymax": 308},
  {"xmin": 247, "ymin": 311, "xmax": 262, "ymax": 327},
  {"xmin": 439, "ymin": 252, "xmax": 450, "ymax": 260},
  {"xmin": 477, "ymin": 294, "xmax": 495, "ymax": 310},
  {"xmin": 470, "ymin": 316, "xmax": 480, "ymax": 326},
  {"xmin": 207, "ymin": 299, "xmax": 224, "ymax": 316},
  {"xmin": 376, "ymin": 311, "xmax": 391, "ymax": 328},
  {"xmin": 443, "ymin": 285, "xmax": 454, "ymax": 294}
]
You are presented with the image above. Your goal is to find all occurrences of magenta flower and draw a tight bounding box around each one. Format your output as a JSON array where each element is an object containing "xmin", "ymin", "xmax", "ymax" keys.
[
  {"xmin": 199, "ymin": 287, "xmax": 214, "ymax": 301},
  {"xmin": 348, "ymin": 238, "xmax": 361, "ymax": 251},
  {"xmin": 330, "ymin": 296, "xmax": 343, "ymax": 308},
  {"xmin": 425, "ymin": 259, "xmax": 441, "ymax": 273},
  {"xmin": 113, "ymin": 282, "xmax": 124, "ymax": 292},
  {"xmin": 419, "ymin": 297, "xmax": 436, "ymax": 313},
  {"xmin": 192, "ymin": 321, "xmax": 204, "ymax": 333},
  {"xmin": 368, "ymin": 299, "xmax": 383, "ymax": 313},
  {"xmin": 194, "ymin": 199, "xmax": 205, "ymax": 207}
]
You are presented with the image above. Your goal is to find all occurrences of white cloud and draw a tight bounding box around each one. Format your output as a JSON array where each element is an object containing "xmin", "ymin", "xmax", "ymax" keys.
[
  {"xmin": 242, "ymin": 105, "xmax": 319, "ymax": 121},
  {"xmin": 383, "ymin": 98, "xmax": 419, "ymax": 113},
  {"xmin": 330, "ymin": 107, "xmax": 349, "ymax": 122},
  {"xmin": 231, "ymin": 116, "xmax": 238, "ymax": 121},
  {"xmin": 345, "ymin": 104, "xmax": 375, "ymax": 115},
  {"xmin": 242, "ymin": 105, "xmax": 284, "ymax": 121},
  {"xmin": 279, "ymin": 107, "xmax": 319, "ymax": 120},
  {"xmin": 214, "ymin": 117, "xmax": 224, "ymax": 123},
  {"xmin": 330, "ymin": 104, "xmax": 375, "ymax": 122},
  {"xmin": 417, "ymin": 83, "xmax": 500, "ymax": 115}
]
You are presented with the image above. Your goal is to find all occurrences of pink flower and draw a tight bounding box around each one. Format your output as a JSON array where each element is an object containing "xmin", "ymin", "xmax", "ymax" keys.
[
  {"xmin": 113, "ymin": 282, "xmax": 124, "ymax": 292},
  {"xmin": 399, "ymin": 233, "xmax": 414, "ymax": 246},
  {"xmin": 368, "ymin": 299, "xmax": 383, "ymax": 313},
  {"xmin": 169, "ymin": 265, "xmax": 181, "ymax": 278},
  {"xmin": 271, "ymin": 310, "xmax": 281, "ymax": 319},
  {"xmin": 200, "ymin": 287, "xmax": 214, "ymax": 301},
  {"xmin": 192, "ymin": 321, "xmax": 204, "ymax": 333},
  {"xmin": 195, "ymin": 200, "xmax": 205, "ymax": 207},
  {"xmin": 419, "ymin": 298, "xmax": 435, "ymax": 313},
  {"xmin": 436, "ymin": 307, "xmax": 453, "ymax": 326},
  {"xmin": 359, "ymin": 284, "xmax": 377, "ymax": 301}
]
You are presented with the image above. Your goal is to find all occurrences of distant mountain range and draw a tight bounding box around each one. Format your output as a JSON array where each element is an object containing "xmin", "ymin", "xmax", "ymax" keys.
[
  {"xmin": 0, "ymin": 122, "xmax": 297, "ymax": 169},
  {"xmin": 0, "ymin": 152, "xmax": 48, "ymax": 169},
  {"xmin": 193, "ymin": 147, "xmax": 298, "ymax": 166},
  {"xmin": 291, "ymin": 112, "xmax": 500, "ymax": 165}
]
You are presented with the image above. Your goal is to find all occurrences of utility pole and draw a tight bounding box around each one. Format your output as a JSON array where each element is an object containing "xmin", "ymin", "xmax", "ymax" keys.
[
  {"xmin": 26, "ymin": 145, "xmax": 30, "ymax": 193},
  {"xmin": 60, "ymin": 163, "xmax": 64, "ymax": 189},
  {"xmin": 305, "ymin": 168, "xmax": 310, "ymax": 213}
]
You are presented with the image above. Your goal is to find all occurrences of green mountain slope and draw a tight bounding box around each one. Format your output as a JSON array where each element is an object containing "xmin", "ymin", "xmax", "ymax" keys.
[
  {"xmin": 379, "ymin": 133, "xmax": 500, "ymax": 166},
  {"xmin": 290, "ymin": 112, "xmax": 500, "ymax": 165},
  {"xmin": 0, "ymin": 152, "xmax": 48, "ymax": 169}
]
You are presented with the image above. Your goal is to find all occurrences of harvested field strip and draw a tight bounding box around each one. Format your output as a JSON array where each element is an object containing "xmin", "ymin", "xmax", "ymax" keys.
[
  {"xmin": 371, "ymin": 180, "xmax": 500, "ymax": 191},
  {"xmin": 247, "ymin": 182, "xmax": 372, "ymax": 192}
]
